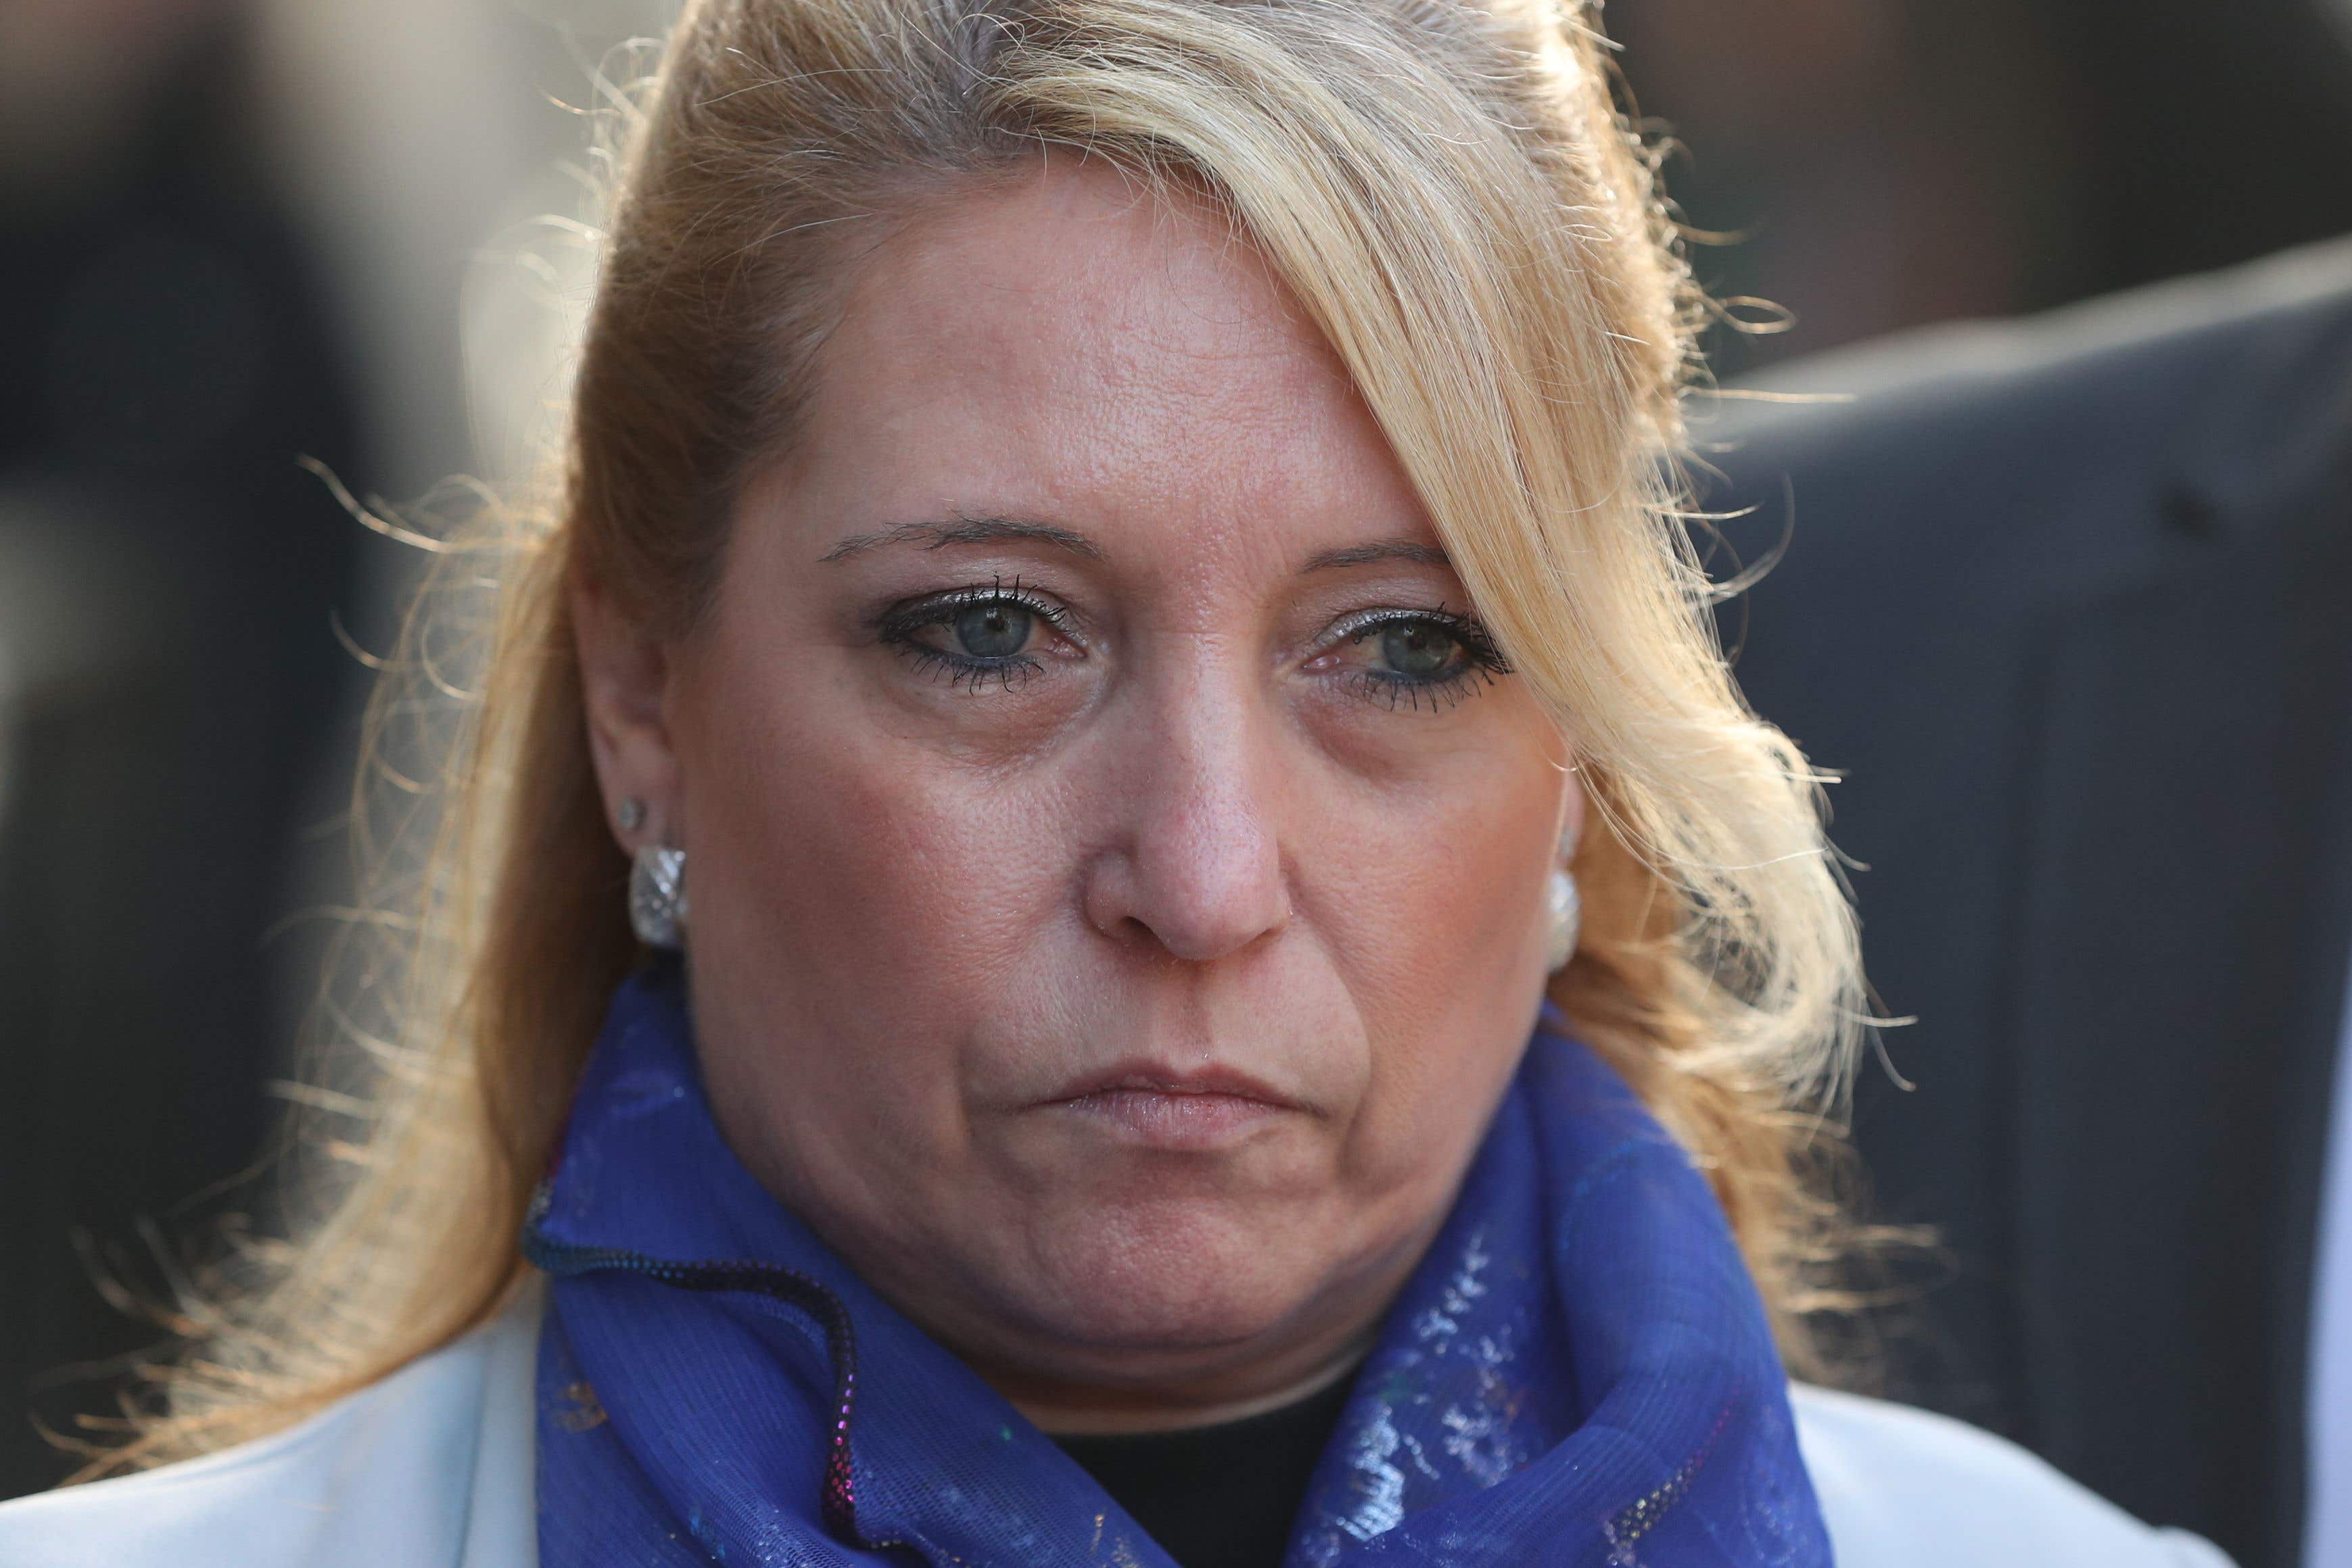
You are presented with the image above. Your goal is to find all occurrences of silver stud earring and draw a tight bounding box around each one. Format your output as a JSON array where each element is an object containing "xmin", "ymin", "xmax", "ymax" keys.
[
  {"xmin": 616, "ymin": 797, "xmax": 646, "ymax": 832},
  {"xmin": 630, "ymin": 844, "xmax": 688, "ymax": 950},
  {"xmin": 1545, "ymin": 866, "xmax": 1581, "ymax": 973}
]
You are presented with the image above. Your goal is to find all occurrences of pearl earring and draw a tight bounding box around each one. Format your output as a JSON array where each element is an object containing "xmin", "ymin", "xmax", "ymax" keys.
[{"xmin": 1545, "ymin": 866, "xmax": 1580, "ymax": 973}]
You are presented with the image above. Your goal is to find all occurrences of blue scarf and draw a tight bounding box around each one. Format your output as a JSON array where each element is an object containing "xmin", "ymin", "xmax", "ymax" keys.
[{"xmin": 527, "ymin": 968, "xmax": 1831, "ymax": 1566}]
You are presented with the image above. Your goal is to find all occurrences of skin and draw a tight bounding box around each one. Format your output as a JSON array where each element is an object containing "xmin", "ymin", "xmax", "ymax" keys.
[{"xmin": 574, "ymin": 160, "xmax": 1580, "ymax": 1433}]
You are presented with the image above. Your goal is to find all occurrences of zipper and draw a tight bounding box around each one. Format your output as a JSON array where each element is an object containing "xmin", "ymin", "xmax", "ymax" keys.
[{"xmin": 522, "ymin": 1183, "xmax": 893, "ymax": 1554}]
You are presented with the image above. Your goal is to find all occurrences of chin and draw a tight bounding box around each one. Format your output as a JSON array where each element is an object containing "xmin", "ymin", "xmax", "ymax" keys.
[{"xmin": 1006, "ymin": 1192, "xmax": 1346, "ymax": 1363}]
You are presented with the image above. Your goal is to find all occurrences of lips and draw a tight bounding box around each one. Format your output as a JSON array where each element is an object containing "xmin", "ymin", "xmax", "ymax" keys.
[
  {"xmin": 1042, "ymin": 1062, "xmax": 1306, "ymax": 1149},
  {"xmin": 1049, "ymin": 1062, "xmax": 1299, "ymax": 1107}
]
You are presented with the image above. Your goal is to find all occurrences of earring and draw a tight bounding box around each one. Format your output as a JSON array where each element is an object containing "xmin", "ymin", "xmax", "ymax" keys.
[
  {"xmin": 1545, "ymin": 866, "xmax": 1580, "ymax": 973},
  {"xmin": 616, "ymin": 797, "xmax": 646, "ymax": 832},
  {"xmin": 630, "ymin": 844, "xmax": 689, "ymax": 950}
]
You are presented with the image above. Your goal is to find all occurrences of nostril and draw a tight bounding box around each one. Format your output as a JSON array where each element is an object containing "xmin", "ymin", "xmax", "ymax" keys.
[{"xmin": 1080, "ymin": 836, "xmax": 1291, "ymax": 965}]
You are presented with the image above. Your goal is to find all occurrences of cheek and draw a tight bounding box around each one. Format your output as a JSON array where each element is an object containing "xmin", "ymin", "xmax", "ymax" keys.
[
  {"xmin": 667, "ymin": 627, "xmax": 1082, "ymax": 1123},
  {"xmin": 1303, "ymin": 706, "xmax": 1566, "ymax": 1168}
]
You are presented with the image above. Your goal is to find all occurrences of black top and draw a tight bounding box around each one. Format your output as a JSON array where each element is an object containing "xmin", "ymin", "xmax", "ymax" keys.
[{"xmin": 1051, "ymin": 1375, "xmax": 1357, "ymax": 1568}]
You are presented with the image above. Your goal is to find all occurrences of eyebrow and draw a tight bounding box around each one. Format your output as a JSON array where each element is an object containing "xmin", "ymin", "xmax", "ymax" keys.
[
  {"xmin": 1298, "ymin": 539, "xmax": 1452, "ymax": 573},
  {"xmin": 818, "ymin": 521, "xmax": 1450, "ymax": 575},
  {"xmin": 818, "ymin": 517, "xmax": 1104, "ymax": 563}
]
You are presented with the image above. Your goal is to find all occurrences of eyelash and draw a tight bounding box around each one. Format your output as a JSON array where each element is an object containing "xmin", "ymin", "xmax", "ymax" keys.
[
  {"xmin": 874, "ymin": 577, "xmax": 1073, "ymax": 692},
  {"xmin": 875, "ymin": 584, "xmax": 1512, "ymax": 711},
  {"xmin": 1322, "ymin": 607, "xmax": 1514, "ymax": 713}
]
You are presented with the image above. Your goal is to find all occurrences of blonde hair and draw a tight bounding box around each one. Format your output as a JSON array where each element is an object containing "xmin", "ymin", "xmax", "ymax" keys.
[{"xmin": 110, "ymin": 0, "xmax": 1865, "ymax": 1468}]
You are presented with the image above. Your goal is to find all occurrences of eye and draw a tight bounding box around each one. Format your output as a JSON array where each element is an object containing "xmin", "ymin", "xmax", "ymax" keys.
[
  {"xmin": 1376, "ymin": 619, "xmax": 1461, "ymax": 680},
  {"xmin": 950, "ymin": 599, "xmax": 1035, "ymax": 660},
  {"xmin": 1314, "ymin": 607, "xmax": 1511, "ymax": 712},
  {"xmin": 875, "ymin": 579, "xmax": 1076, "ymax": 692}
]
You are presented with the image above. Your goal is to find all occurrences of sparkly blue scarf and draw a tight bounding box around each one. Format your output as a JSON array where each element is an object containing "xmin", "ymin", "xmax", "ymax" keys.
[{"xmin": 527, "ymin": 968, "xmax": 1831, "ymax": 1566}]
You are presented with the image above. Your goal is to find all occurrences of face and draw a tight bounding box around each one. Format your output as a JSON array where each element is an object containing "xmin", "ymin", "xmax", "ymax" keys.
[{"xmin": 577, "ymin": 162, "xmax": 1580, "ymax": 1427}]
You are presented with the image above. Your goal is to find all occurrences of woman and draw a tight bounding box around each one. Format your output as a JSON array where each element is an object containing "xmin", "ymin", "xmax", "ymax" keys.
[{"xmin": 0, "ymin": 1, "xmax": 2230, "ymax": 1564}]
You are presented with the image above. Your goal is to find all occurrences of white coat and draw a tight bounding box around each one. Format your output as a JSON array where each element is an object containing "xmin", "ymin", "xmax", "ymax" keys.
[{"xmin": 0, "ymin": 1293, "xmax": 2234, "ymax": 1567}]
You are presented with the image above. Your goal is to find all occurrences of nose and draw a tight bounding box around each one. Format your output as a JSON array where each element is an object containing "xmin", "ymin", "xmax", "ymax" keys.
[{"xmin": 1080, "ymin": 680, "xmax": 1292, "ymax": 964}]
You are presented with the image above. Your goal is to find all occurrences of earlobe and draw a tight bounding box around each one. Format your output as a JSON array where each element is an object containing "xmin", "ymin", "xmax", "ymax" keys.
[{"xmin": 571, "ymin": 573, "xmax": 684, "ymax": 847}]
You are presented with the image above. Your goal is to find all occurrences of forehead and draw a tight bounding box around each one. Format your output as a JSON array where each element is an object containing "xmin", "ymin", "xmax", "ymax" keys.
[{"xmin": 777, "ymin": 160, "xmax": 1431, "ymax": 563}]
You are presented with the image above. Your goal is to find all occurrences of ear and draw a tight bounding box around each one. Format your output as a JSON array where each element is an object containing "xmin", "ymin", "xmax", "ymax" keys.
[
  {"xmin": 1559, "ymin": 761, "xmax": 1589, "ymax": 862},
  {"xmin": 571, "ymin": 571, "xmax": 683, "ymax": 848}
]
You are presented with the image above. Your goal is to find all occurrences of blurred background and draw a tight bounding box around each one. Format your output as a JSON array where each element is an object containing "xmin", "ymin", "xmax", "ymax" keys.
[{"xmin": 3, "ymin": 0, "xmax": 2350, "ymax": 1506}]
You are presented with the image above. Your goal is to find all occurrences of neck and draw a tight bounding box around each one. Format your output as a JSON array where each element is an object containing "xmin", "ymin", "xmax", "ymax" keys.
[{"xmin": 1001, "ymin": 1333, "xmax": 1373, "ymax": 1436}]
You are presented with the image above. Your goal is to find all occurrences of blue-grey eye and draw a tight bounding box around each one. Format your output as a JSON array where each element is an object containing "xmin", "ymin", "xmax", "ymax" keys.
[
  {"xmin": 1378, "ymin": 619, "xmax": 1461, "ymax": 680},
  {"xmin": 954, "ymin": 600, "xmax": 1033, "ymax": 659}
]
